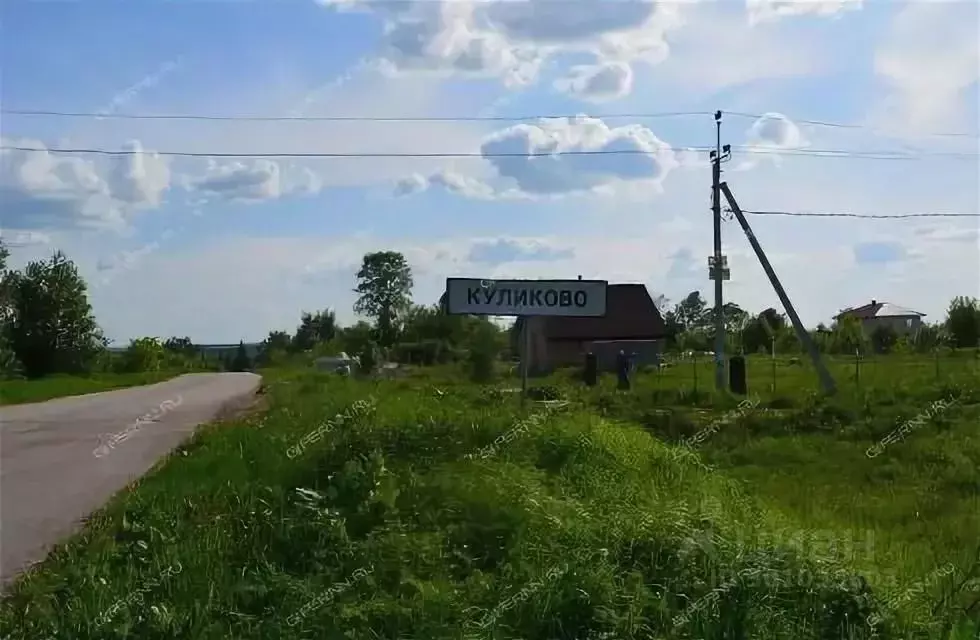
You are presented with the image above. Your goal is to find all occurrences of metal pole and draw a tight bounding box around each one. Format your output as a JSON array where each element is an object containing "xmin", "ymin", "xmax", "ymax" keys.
[
  {"xmin": 720, "ymin": 182, "xmax": 837, "ymax": 395},
  {"xmin": 521, "ymin": 316, "xmax": 530, "ymax": 409},
  {"xmin": 712, "ymin": 110, "xmax": 726, "ymax": 391}
]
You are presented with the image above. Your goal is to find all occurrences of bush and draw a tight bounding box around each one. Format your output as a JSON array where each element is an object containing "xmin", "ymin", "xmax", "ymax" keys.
[
  {"xmin": 468, "ymin": 324, "xmax": 500, "ymax": 384},
  {"xmin": 118, "ymin": 337, "xmax": 165, "ymax": 373},
  {"xmin": 359, "ymin": 342, "xmax": 378, "ymax": 374}
]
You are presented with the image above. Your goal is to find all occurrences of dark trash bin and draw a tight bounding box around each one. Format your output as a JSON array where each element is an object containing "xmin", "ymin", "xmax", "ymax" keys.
[
  {"xmin": 730, "ymin": 355, "xmax": 747, "ymax": 395},
  {"xmin": 584, "ymin": 352, "xmax": 597, "ymax": 387}
]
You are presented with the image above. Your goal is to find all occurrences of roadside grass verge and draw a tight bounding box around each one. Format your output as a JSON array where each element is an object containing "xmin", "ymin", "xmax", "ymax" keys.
[
  {"xmin": 0, "ymin": 371, "xmax": 184, "ymax": 406},
  {"xmin": 0, "ymin": 369, "xmax": 923, "ymax": 639}
]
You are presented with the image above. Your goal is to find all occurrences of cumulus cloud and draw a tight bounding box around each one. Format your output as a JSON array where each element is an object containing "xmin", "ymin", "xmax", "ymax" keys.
[
  {"xmin": 467, "ymin": 238, "xmax": 575, "ymax": 264},
  {"xmin": 0, "ymin": 229, "xmax": 51, "ymax": 247},
  {"xmin": 183, "ymin": 160, "xmax": 323, "ymax": 202},
  {"xmin": 872, "ymin": 0, "xmax": 980, "ymax": 134},
  {"xmin": 480, "ymin": 116, "xmax": 679, "ymax": 196},
  {"xmin": 393, "ymin": 169, "xmax": 507, "ymax": 200},
  {"xmin": 108, "ymin": 140, "xmax": 171, "ymax": 207},
  {"xmin": 318, "ymin": 0, "xmax": 687, "ymax": 94},
  {"xmin": 554, "ymin": 61, "xmax": 633, "ymax": 103},
  {"xmin": 737, "ymin": 113, "xmax": 808, "ymax": 170},
  {"xmin": 0, "ymin": 138, "xmax": 172, "ymax": 231},
  {"xmin": 746, "ymin": 0, "xmax": 863, "ymax": 25},
  {"xmin": 393, "ymin": 116, "xmax": 681, "ymax": 199}
]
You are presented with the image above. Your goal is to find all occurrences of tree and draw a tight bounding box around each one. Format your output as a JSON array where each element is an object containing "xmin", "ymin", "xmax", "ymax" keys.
[
  {"xmin": 468, "ymin": 321, "xmax": 500, "ymax": 383},
  {"xmin": 336, "ymin": 321, "xmax": 372, "ymax": 355},
  {"xmin": 292, "ymin": 309, "xmax": 336, "ymax": 352},
  {"xmin": 944, "ymin": 296, "xmax": 980, "ymax": 348},
  {"xmin": 6, "ymin": 251, "xmax": 106, "ymax": 378},
  {"xmin": 0, "ymin": 239, "xmax": 20, "ymax": 376},
  {"xmin": 255, "ymin": 330, "xmax": 292, "ymax": 366},
  {"xmin": 353, "ymin": 251, "xmax": 413, "ymax": 348},
  {"xmin": 120, "ymin": 337, "xmax": 165, "ymax": 372},
  {"xmin": 163, "ymin": 336, "xmax": 196, "ymax": 355},
  {"xmin": 830, "ymin": 315, "xmax": 868, "ymax": 354},
  {"xmin": 870, "ymin": 324, "xmax": 898, "ymax": 354},
  {"xmin": 231, "ymin": 341, "xmax": 252, "ymax": 372},
  {"xmin": 673, "ymin": 291, "xmax": 709, "ymax": 332},
  {"xmin": 742, "ymin": 308, "xmax": 786, "ymax": 354}
]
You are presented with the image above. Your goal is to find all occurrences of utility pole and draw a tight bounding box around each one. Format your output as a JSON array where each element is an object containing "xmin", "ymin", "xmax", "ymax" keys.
[
  {"xmin": 709, "ymin": 110, "xmax": 730, "ymax": 391},
  {"xmin": 720, "ymin": 182, "xmax": 837, "ymax": 395}
]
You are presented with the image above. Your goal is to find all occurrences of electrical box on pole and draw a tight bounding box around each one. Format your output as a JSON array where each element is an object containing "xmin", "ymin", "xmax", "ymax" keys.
[{"xmin": 719, "ymin": 182, "xmax": 837, "ymax": 395}]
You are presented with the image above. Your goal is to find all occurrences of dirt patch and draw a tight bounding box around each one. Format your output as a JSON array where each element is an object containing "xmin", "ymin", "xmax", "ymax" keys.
[{"xmin": 214, "ymin": 387, "xmax": 268, "ymax": 423}]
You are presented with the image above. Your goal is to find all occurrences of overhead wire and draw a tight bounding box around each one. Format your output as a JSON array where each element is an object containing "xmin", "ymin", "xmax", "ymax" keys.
[
  {"xmin": 4, "ymin": 107, "xmax": 979, "ymax": 139},
  {"xmin": 1, "ymin": 144, "xmax": 976, "ymax": 161}
]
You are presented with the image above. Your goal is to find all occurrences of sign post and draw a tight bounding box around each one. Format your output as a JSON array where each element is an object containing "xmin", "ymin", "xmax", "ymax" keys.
[{"xmin": 444, "ymin": 278, "xmax": 608, "ymax": 407}]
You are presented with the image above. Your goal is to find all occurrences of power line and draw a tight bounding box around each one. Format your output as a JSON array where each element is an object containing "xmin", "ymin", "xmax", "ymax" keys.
[
  {"xmin": 0, "ymin": 108, "xmax": 714, "ymax": 123},
  {"xmin": 1, "ymin": 144, "xmax": 976, "ymax": 161},
  {"xmin": 724, "ymin": 111, "xmax": 980, "ymax": 139},
  {"xmin": 6, "ymin": 107, "xmax": 978, "ymax": 139},
  {"xmin": 739, "ymin": 210, "xmax": 980, "ymax": 219}
]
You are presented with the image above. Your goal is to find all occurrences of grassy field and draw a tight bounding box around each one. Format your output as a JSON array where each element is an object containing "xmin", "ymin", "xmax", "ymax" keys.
[
  {"xmin": 0, "ymin": 353, "xmax": 977, "ymax": 639},
  {"xmin": 0, "ymin": 371, "xmax": 185, "ymax": 406}
]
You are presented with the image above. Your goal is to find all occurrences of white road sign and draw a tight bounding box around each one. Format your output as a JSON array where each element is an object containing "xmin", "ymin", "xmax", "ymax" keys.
[{"xmin": 444, "ymin": 278, "xmax": 607, "ymax": 317}]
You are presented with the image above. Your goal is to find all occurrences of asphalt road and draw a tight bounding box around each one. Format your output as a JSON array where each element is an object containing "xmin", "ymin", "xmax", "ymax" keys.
[{"xmin": 0, "ymin": 372, "xmax": 261, "ymax": 588}]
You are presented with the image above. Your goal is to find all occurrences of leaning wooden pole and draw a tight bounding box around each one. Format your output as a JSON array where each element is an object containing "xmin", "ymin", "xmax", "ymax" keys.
[{"xmin": 719, "ymin": 182, "xmax": 837, "ymax": 396}]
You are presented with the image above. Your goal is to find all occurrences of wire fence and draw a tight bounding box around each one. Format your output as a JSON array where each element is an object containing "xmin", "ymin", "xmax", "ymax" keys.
[{"xmin": 638, "ymin": 350, "xmax": 979, "ymax": 398}]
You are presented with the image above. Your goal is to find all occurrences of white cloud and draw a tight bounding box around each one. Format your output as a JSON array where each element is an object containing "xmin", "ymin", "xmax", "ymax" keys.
[
  {"xmin": 737, "ymin": 113, "xmax": 808, "ymax": 170},
  {"xmin": 108, "ymin": 140, "xmax": 171, "ymax": 207},
  {"xmin": 319, "ymin": 0, "xmax": 688, "ymax": 93},
  {"xmin": 0, "ymin": 138, "xmax": 171, "ymax": 231},
  {"xmin": 554, "ymin": 61, "xmax": 634, "ymax": 103},
  {"xmin": 479, "ymin": 116, "xmax": 679, "ymax": 196},
  {"xmin": 393, "ymin": 173, "xmax": 429, "ymax": 197},
  {"xmin": 872, "ymin": 0, "xmax": 980, "ymax": 135},
  {"xmin": 746, "ymin": 0, "xmax": 863, "ymax": 25},
  {"xmin": 182, "ymin": 160, "xmax": 322, "ymax": 203},
  {"xmin": 648, "ymin": 2, "xmax": 828, "ymax": 95},
  {"xmin": 0, "ymin": 229, "xmax": 51, "ymax": 247}
]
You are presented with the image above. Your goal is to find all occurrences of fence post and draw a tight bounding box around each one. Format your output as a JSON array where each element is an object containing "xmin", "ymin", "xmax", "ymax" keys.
[
  {"xmin": 693, "ymin": 351, "xmax": 698, "ymax": 394},
  {"xmin": 771, "ymin": 337, "xmax": 777, "ymax": 394},
  {"xmin": 934, "ymin": 350, "xmax": 940, "ymax": 382},
  {"xmin": 855, "ymin": 349, "xmax": 861, "ymax": 389}
]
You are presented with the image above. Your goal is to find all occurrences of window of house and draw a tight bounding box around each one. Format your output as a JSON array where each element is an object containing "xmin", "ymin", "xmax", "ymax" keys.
[{"xmin": 906, "ymin": 319, "xmax": 913, "ymax": 329}]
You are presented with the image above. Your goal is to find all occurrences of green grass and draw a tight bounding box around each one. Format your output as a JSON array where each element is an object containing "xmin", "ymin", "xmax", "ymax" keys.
[
  {"xmin": 1, "ymin": 354, "xmax": 977, "ymax": 639},
  {"xmin": 0, "ymin": 371, "xmax": 185, "ymax": 406}
]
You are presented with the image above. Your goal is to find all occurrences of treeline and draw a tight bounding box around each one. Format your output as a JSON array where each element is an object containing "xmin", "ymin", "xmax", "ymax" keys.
[
  {"xmin": 0, "ymin": 244, "xmax": 509, "ymax": 382},
  {"xmin": 253, "ymin": 251, "xmax": 509, "ymax": 381},
  {"xmin": 660, "ymin": 291, "xmax": 980, "ymax": 356},
  {"xmin": 2, "ymin": 239, "xmax": 976, "ymax": 382}
]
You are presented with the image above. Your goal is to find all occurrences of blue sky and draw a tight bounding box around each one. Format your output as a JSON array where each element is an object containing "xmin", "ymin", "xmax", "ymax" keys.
[{"xmin": 1, "ymin": 0, "xmax": 977, "ymax": 345}]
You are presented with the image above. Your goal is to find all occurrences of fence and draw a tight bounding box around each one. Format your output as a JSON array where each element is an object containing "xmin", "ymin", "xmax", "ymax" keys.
[{"xmin": 638, "ymin": 349, "xmax": 979, "ymax": 398}]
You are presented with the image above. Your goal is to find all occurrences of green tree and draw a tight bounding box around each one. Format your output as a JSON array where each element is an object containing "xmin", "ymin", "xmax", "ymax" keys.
[
  {"xmin": 353, "ymin": 251, "xmax": 413, "ymax": 348},
  {"xmin": 119, "ymin": 337, "xmax": 165, "ymax": 372},
  {"xmin": 468, "ymin": 321, "xmax": 500, "ymax": 383},
  {"xmin": 830, "ymin": 315, "xmax": 868, "ymax": 354},
  {"xmin": 231, "ymin": 340, "xmax": 252, "ymax": 372},
  {"xmin": 0, "ymin": 239, "xmax": 20, "ymax": 377},
  {"xmin": 6, "ymin": 251, "xmax": 106, "ymax": 378},
  {"xmin": 256, "ymin": 330, "xmax": 291, "ymax": 366},
  {"xmin": 870, "ymin": 324, "xmax": 898, "ymax": 354},
  {"xmin": 944, "ymin": 296, "xmax": 980, "ymax": 348},
  {"xmin": 742, "ymin": 308, "xmax": 786, "ymax": 354},
  {"xmin": 292, "ymin": 309, "xmax": 337, "ymax": 352},
  {"xmin": 163, "ymin": 336, "xmax": 196, "ymax": 355},
  {"xmin": 358, "ymin": 341, "xmax": 378, "ymax": 374}
]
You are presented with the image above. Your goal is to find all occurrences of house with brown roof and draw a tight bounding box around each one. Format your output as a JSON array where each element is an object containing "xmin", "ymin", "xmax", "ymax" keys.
[
  {"xmin": 515, "ymin": 283, "xmax": 668, "ymax": 374},
  {"xmin": 834, "ymin": 299, "xmax": 926, "ymax": 336}
]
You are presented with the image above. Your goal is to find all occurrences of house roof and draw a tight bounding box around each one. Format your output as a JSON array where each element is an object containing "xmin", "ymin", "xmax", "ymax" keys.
[
  {"xmin": 835, "ymin": 300, "xmax": 926, "ymax": 320},
  {"xmin": 539, "ymin": 284, "xmax": 667, "ymax": 340}
]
